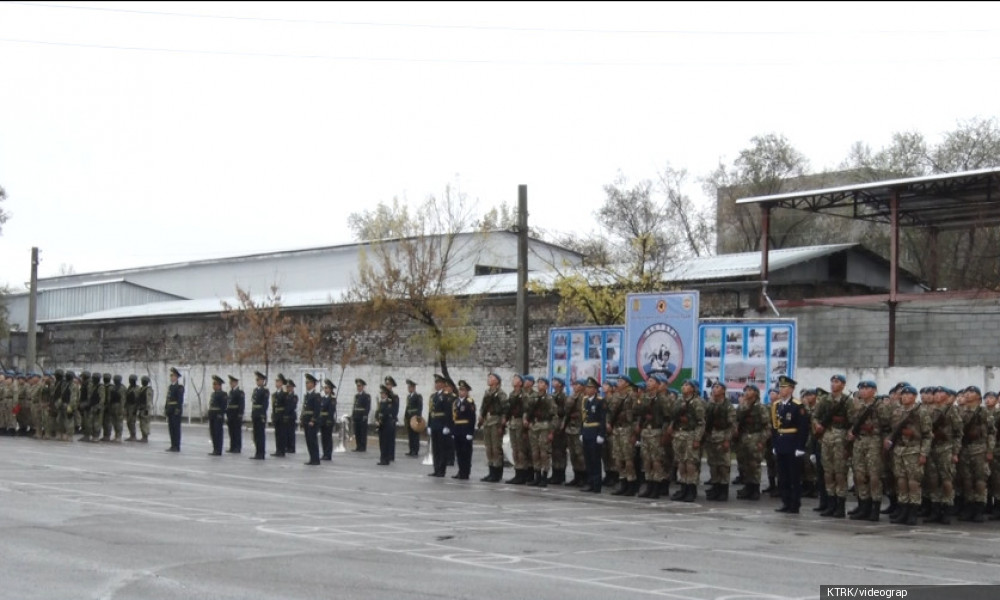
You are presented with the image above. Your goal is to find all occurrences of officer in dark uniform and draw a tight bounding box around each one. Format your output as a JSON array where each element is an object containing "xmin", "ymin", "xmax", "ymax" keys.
[
  {"xmin": 164, "ymin": 367, "xmax": 184, "ymax": 452},
  {"xmin": 207, "ymin": 375, "xmax": 228, "ymax": 456},
  {"xmin": 284, "ymin": 378, "xmax": 298, "ymax": 454},
  {"xmin": 226, "ymin": 375, "xmax": 245, "ymax": 453},
  {"xmin": 320, "ymin": 379, "xmax": 337, "ymax": 461},
  {"xmin": 404, "ymin": 379, "xmax": 423, "ymax": 457},
  {"xmin": 452, "ymin": 380, "xmax": 476, "ymax": 479},
  {"xmin": 250, "ymin": 371, "xmax": 269, "ymax": 460},
  {"xmin": 376, "ymin": 383, "xmax": 398, "ymax": 465},
  {"xmin": 384, "ymin": 376, "xmax": 400, "ymax": 461},
  {"xmin": 271, "ymin": 374, "xmax": 287, "ymax": 457},
  {"xmin": 427, "ymin": 374, "xmax": 454, "ymax": 477},
  {"xmin": 773, "ymin": 375, "xmax": 810, "ymax": 513},
  {"xmin": 301, "ymin": 374, "xmax": 321, "ymax": 466},
  {"xmin": 580, "ymin": 377, "xmax": 607, "ymax": 493},
  {"xmin": 352, "ymin": 378, "xmax": 371, "ymax": 452}
]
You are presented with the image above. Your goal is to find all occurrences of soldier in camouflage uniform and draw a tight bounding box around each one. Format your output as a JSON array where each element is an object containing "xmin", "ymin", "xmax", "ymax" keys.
[
  {"xmin": 563, "ymin": 379, "xmax": 588, "ymax": 487},
  {"xmin": 883, "ymin": 385, "xmax": 932, "ymax": 525},
  {"xmin": 608, "ymin": 376, "xmax": 638, "ymax": 496},
  {"xmin": 55, "ymin": 371, "xmax": 77, "ymax": 442},
  {"xmin": 106, "ymin": 374, "xmax": 126, "ymax": 442},
  {"xmin": 124, "ymin": 375, "xmax": 140, "ymax": 441},
  {"xmin": 601, "ymin": 379, "xmax": 618, "ymax": 487},
  {"xmin": 799, "ymin": 388, "xmax": 821, "ymax": 501},
  {"xmin": 0, "ymin": 373, "xmax": 13, "ymax": 435},
  {"xmin": 812, "ymin": 375, "xmax": 852, "ymax": 518},
  {"xmin": 847, "ymin": 380, "xmax": 891, "ymax": 521},
  {"xmin": 923, "ymin": 386, "xmax": 962, "ymax": 523},
  {"xmin": 735, "ymin": 384, "xmax": 770, "ymax": 500},
  {"xmin": 669, "ymin": 379, "xmax": 706, "ymax": 502},
  {"xmin": 635, "ymin": 374, "xmax": 667, "ymax": 498},
  {"xmin": 76, "ymin": 370, "xmax": 91, "ymax": 435},
  {"xmin": 477, "ymin": 372, "xmax": 508, "ymax": 483},
  {"xmin": 956, "ymin": 386, "xmax": 996, "ymax": 522},
  {"xmin": 986, "ymin": 391, "xmax": 1000, "ymax": 520},
  {"xmin": 82, "ymin": 372, "xmax": 103, "ymax": 442},
  {"xmin": 524, "ymin": 377, "xmax": 557, "ymax": 487},
  {"xmin": 878, "ymin": 383, "xmax": 908, "ymax": 519},
  {"xmin": 548, "ymin": 377, "xmax": 569, "ymax": 484},
  {"xmin": 704, "ymin": 381, "xmax": 736, "ymax": 501},
  {"xmin": 658, "ymin": 384, "xmax": 678, "ymax": 498},
  {"xmin": 45, "ymin": 370, "xmax": 65, "ymax": 440},
  {"xmin": 14, "ymin": 373, "xmax": 30, "ymax": 435},
  {"xmin": 504, "ymin": 374, "xmax": 531, "ymax": 485}
]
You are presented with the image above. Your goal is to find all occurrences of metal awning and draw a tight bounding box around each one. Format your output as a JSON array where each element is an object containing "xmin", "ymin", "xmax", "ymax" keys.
[{"xmin": 736, "ymin": 166, "xmax": 1000, "ymax": 230}]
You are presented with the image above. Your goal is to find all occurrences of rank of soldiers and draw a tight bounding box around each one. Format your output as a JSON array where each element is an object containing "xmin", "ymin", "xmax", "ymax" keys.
[{"xmin": 3, "ymin": 368, "xmax": 999, "ymax": 525}]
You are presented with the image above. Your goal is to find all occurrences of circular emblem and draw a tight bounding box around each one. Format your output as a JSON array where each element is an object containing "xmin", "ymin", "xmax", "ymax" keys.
[
  {"xmin": 682, "ymin": 296, "xmax": 693, "ymax": 311},
  {"xmin": 656, "ymin": 300, "xmax": 666, "ymax": 313},
  {"xmin": 635, "ymin": 323, "xmax": 683, "ymax": 383}
]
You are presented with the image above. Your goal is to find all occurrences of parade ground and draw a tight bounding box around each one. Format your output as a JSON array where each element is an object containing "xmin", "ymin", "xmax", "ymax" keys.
[{"xmin": 2, "ymin": 424, "xmax": 999, "ymax": 600}]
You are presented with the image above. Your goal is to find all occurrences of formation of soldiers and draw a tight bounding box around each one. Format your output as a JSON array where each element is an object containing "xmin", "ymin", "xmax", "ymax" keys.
[
  {"xmin": 0, "ymin": 369, "xmax": 153, "ymax": 443},
  {"xmin": 6, "ymin": 365, "xmax": 1000, "ymax": 526}
]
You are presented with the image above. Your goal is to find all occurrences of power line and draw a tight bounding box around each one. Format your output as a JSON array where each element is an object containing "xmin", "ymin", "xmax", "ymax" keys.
[
  {"xmin": 5, "ymin": 1, "xmax": 1000, "ymax": 36},
  {"xmin": 2, "ymin": 36, "xmax": 999, "ymax": 68}
]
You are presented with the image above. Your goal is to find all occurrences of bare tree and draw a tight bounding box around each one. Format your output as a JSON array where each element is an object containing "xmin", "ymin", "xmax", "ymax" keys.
[
  {"xmin": 221, "ymin": 284, "xmax": 290, "ymax": 380},
  {"xmin": 344, "ymin": 186, "xmax": 482, "ymax": 380}
]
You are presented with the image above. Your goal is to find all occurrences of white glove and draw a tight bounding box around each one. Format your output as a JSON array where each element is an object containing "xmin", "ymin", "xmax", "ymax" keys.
[
  {"xmin": 426, "ymin": 428, "xmax": 432, "ymax": 435},
  {"xmin": 443, "ymin": 427, "xmax": 451, "ymax": 435},
  {"xmin": 795, "ymin": 449, "xmax": 805, "ymax": 458},
  {"xmin": 772, "ymin": 448, "xmax": 777, "ymax": 456},
  {"xmin": 635, "ymin": 441, "xmax": 641, "ymax": 448},
  {"xmin": 465, "ymin": 434, "xmax": 473, "ymax": 441},
  {"xmin": 597, "ymin": 435, "xmax": 605, "ymax": 444},
  {"xmin": 809, "ymin": 454, "xmax": 817, "ymax": 464},
  {"xmin": 579, "ymin": 434, "xmax": 584, "ymax": 442}
]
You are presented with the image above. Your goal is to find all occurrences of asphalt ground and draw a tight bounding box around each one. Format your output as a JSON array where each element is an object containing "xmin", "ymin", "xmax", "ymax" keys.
[{"xmin": 2, "ymin": 424, "xmax": 1000, "ymax": 600}]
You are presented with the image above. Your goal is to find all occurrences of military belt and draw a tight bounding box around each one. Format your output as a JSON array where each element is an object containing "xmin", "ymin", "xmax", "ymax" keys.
[
  {"xmin": 583, "ymin": 423, "xmax": 600, "ymax": 428},
  {"xmin": 454, "ymin": 419, "xmax": 470, "ymax": 424},
  {"xmin": 431, "ymin": 412, "xmax": 446, "ymax": 417},
  {"xmin": 778, "ymin": 428, "xmax": 798, "ymax": 434}
]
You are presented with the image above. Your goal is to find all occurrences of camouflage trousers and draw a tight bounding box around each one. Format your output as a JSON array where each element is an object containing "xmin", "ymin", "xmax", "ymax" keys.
[
  {"xmin": 639, "ymin": 428, "xmax": 666, "ymax": 482},
  {"xmin": 16, "ymin": 401, "xmax": 32, "ymax": 431},
  {"xmin": 925, "ymin": 443, "xmax": 956, "ymax": 505},
  {"xmin": 565, "ymin": 425, "xmax": 586, "ymax": 471},
  {"xmin": 30, "ymin": 399, "xmax": 45, "ymax": 434},
  {"xmin": 88, "ymin": 404, "xmax": 105, "ymax": 440},
  {"xmin": 803, "ymin": 449, "xmax": 817, "ymax": 484},
  {"xmin": 528, "ymin": 424, "xmax": 552, "ymax": 471},
  {"xmin": 104, "ymin": 403, "xmax": 124, "ymax": 440},
  {"xmin": 705, "ymin": 431, "xmax": 731, "ymax": 485},
  {"xmin": 821, "ymin": 429, "xmax": 850, "ymax": 497},
  {"xmin": 672, "ymin": 430, "xmax": 701, "ymax": 484},
  {"xmin": 851, "ymin": 435, "xmax": 883, "ymax": 500},
  {"xmin": 892, "ymin": 448, "xmax": 925, "ymax": 504},
  {"xmin": 957, "ymin": 444, "xmax": 991, "ymax": 503},
  {"xmin": 0, "ymin": 395, "xmax": 13, "ymax": 430},
  {"xmin": 482, "ymin": 417, "xmax": 504, "ymax": 468},
  {"xmin": 736, "ymin": 432, "xmax": 766, "ymax": 485},
  {"xmin": 612, "ymin": 426, "xmax": 637, "ymax": 481},
  {"xmin": 125, "ymin": 405, "xmax": 149, "ymax": 438},
  {"xmin": 508, "ymin": 423, "xmax": 530, "ymax": 470},
  {"xmin": 54, "ymin": 406, "xmax": 73, "ymax": 437},
  {"xmin": 551, "ymin": 428, "xmax": 567, "ymax": 470}
]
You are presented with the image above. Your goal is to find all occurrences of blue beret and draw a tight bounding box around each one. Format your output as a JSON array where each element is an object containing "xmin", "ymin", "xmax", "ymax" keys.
[
  {"xmin": 536, "ymin": 376, "xmax": 548, "ymax": 385},
  {"xmin": 668, "ymin": 388, "xmax": 681, "ymax": 396},
  {"xmin": 711, "ymin": 380, "xmax": 726, "ymax": 389},
  {"xmin": 653, "ymin": 373, "xmax": 669, "ymax": 383},
  {"xmin": 967, "ymin": 386, "xmax": 982, "ymax": 396},
  {"xmin": 682, "ymin": 378, "xmax": 699, "ymax": 390},
  {"xmin": 830, "ymin": 374, "xmax": 846, "ymax": 384},
  {"xmin": 636, "ymin": 381, "xmax": 647, "ymax": 390},
  {"xmin": 522, "ymin": 375, "xmax": 535, "ymax": 384},
  {"xmin": 743, "ymin": 384, "xmax": 760, "ymax": 393},
  {"xmin": 900, "ymin": 385, "xmax": 918, "ymax": 395},
  {"xmin": 552, "ymin": 377, "xmax": 565, "ymax": 387},
  {"xmin": 800, "ymin": 388, "xmax": 816, "ymax": 397},
  {"xmin": 985, "ymin": 391, "xmax": 997, "ymax": 399},
  {"xmin": 858, "ymin": 380, "xmax": 877, "ymax": 389},
  {"xmin": 574, "ymin": 378, "xmax": 587, "ymax": 386}
]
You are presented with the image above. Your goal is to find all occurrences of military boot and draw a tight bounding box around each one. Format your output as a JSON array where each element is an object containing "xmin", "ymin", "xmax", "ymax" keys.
[
  {"xmin": 736, "ymin": 485, "xmax": 751, "ymax": 500},
  {"xmin": 938, "ymin": 503, "xmax": 952, "ymax": 525},
  {"xmin": 565, "ymin": 470, "xmax": 580, "ymax": 486},
  {"xmin": 847, "ymin": 496, "xmax": 862, "ymax": 516},
  {"xmin": 762, "ymin": 475, "xmax": 778, "ymax": 496},
  {"xmin": 623, "ymin": 480, "xmax": 638, "ymax": 497},
  {"xmin": 505, "ymin": 469, "xmax": 526, "ymax": 485},
  {"xmin": 637, "ymin": 482, "xmax": 654, "ymax": 498},
  {"xmin": 832, "ymin": 496, "xmax": 846, "ymax": 518},
  {"xmin": 714, "ymin": 484, "xmax": 729, "ymax": 501},
  {"xmin": 881, "ymin": 495, "xmax": 898, "ymax": 516},
  {"xmin": 576, "ymin": 471, "xmax": 588, "ymax": 487},
  {"xmin": 670, "ymin": 483, "xmax": 687, "ymax": 501},
  {"xmin": 820, "ymin": 497, "xmax": 838, "ymax": 517},
  {"xmin": 748, "ymin": 483, "xmax": 761, "ymax": 500},
  {"xmin": 732, "ymin": 473, "xmax": 744, "ymax": 485},
  {"xmin": 849, "ymin": 499, "xmax": 871, "ymax": 521},
  {"xmin": 526, "ymin": 470, "xmax": 542, "ymax": 487},
  {"xmin": 991, "ymin": 499, "xmax": 1000, "ymax": 521},
  {"xmin": 971, "ymin": 502, "xmax": 987, "ymax": 523},
  {"xmin": 140, "ymin": 434, "xmax": 148, "ymax": 443},
  {"xmin": 611, "ymin": 479, "xmax": 629, "ymax": 495},
  {"xmin": 681, "ymin": 483, "xmax": 697, "ymax": 502},
  {"xmin": 890, "ymin": 502, "xmax": 909, "ymax": 524},
  {"xmin": 904, "ymin": 503, "xmax": 919, "ymax": 526},
  {"xmin": 704, "ymin": 483, "xmax": 718, "ymax": 500},
  {"xmin": 480, "ymin": 468, "xmax": 495, "ymax": 482},
  {"xmin": 659, "ymin": 480, "xmax": 671, "ymax": 497},
  {"xmin": 868, "ymin": 500, "xmax": 882, "ymax": 521},
  {"xmin": 918, "ymin": 497, "xmax": 933, "ymax": 519},
  {"xmin": 648, "ymin": 481, "xmax": 661, "ymax": 499},
  {"xmin": 550, "ymin": 468, "xmax": 565, "ymax": 485},
  {"xmin": 538, "ymin": 471, "xmax": 548, "ymax": 488}
]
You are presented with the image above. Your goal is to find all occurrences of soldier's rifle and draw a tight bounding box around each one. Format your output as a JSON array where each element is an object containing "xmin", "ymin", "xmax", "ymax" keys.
[
  {"xmin": 849, "ymin": 397, "xmax": 881, "ymax": 439},
  {"xmin": 885, "ymin": 405, "xmax": 919, "ymax": 451}
]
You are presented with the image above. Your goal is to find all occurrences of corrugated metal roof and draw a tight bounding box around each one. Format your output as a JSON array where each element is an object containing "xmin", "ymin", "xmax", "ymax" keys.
[{"xmin": 41, "ymin": 244, "xmax": 861, "ymax": 324}]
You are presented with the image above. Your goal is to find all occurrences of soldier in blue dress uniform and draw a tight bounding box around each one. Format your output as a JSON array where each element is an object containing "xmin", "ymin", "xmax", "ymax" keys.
[
  {"xmin": 376, "ymin": 383, "xmax": 398, "ymax": 466},
  {"xmin": 452, "ymin": 380, "xmax": 477, "ymax": 479},
  {"xmin": 384, "ymin": 376, "xmax": 400, "ymax": 462},
  {"xmin": 427, "ymin": 374, "xmax": 455, "ymax": 477},
  {"xmin": 319, "ymin": 379, "xmax": 337, "ymax": 461},
  {"xmin": 352, "ymin": 379, "xmax": 371, "ymax": 452},
  {"xmin": 773, "ymin": 375, "xmax": 810, "ymax": 513},
  {"xmin": 164, "ymin": 367, "xmax": 184, "ymax": 452},
  {"xmin": 207, "ymin": 375, "xmax": 228, "ymax": 456},
  {"xmin": 404, "ymin": 379, "xmax": 423, "ymax": 457},
  {"xmin": 271, "ymin": 374, "xmax": 287, "ymax": 457},
  {"xmin": 226, "ymin": 375, "xmax": 245, "ymax": 453},
  {"xmin": 301, "ymin": 374, "xmax": 321, "ymax": 465},
  {"xmin": 249, "ymin": 371, "xmax": 269, "ymax": 460},
  {"xmin": 284, "ymin": 378, "xmax": 299, "ymax": 454},
  {"xmin": 580, "ymin": 377, "xmax": 608, "ymax": 493}
]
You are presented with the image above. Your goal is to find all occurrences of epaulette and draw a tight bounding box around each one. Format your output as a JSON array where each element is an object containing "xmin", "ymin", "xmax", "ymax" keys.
[{"xmin": 792, "ymin": 398, "xmax": 802, "ymax": 405}]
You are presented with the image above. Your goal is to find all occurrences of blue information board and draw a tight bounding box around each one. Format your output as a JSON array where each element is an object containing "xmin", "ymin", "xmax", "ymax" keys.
[
  {"xmin": 548, "ymin": 326, "xmax": 625, "ymax": 386},
  {"xmin": 697, "ymin": 319, "xmax": 797, "ymax": 402},
  {"xmin": 624, "ymin": 291, "xmax": 700, "ymax": 387}
]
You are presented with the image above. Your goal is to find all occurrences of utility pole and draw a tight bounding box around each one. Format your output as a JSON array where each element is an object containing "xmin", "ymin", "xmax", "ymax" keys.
[
  {"xmin": 515, "ymin": 186, "xmax": 529, "ymax": 374},
  {"xmin": 27, "ymin": 247, "xmax": 39, "ymax": 370}
]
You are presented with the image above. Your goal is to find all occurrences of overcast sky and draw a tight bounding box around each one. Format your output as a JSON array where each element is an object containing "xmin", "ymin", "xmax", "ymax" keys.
[{"xmin": 1, "ymin": 1, "xmax": 998, "ymax": 291}]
